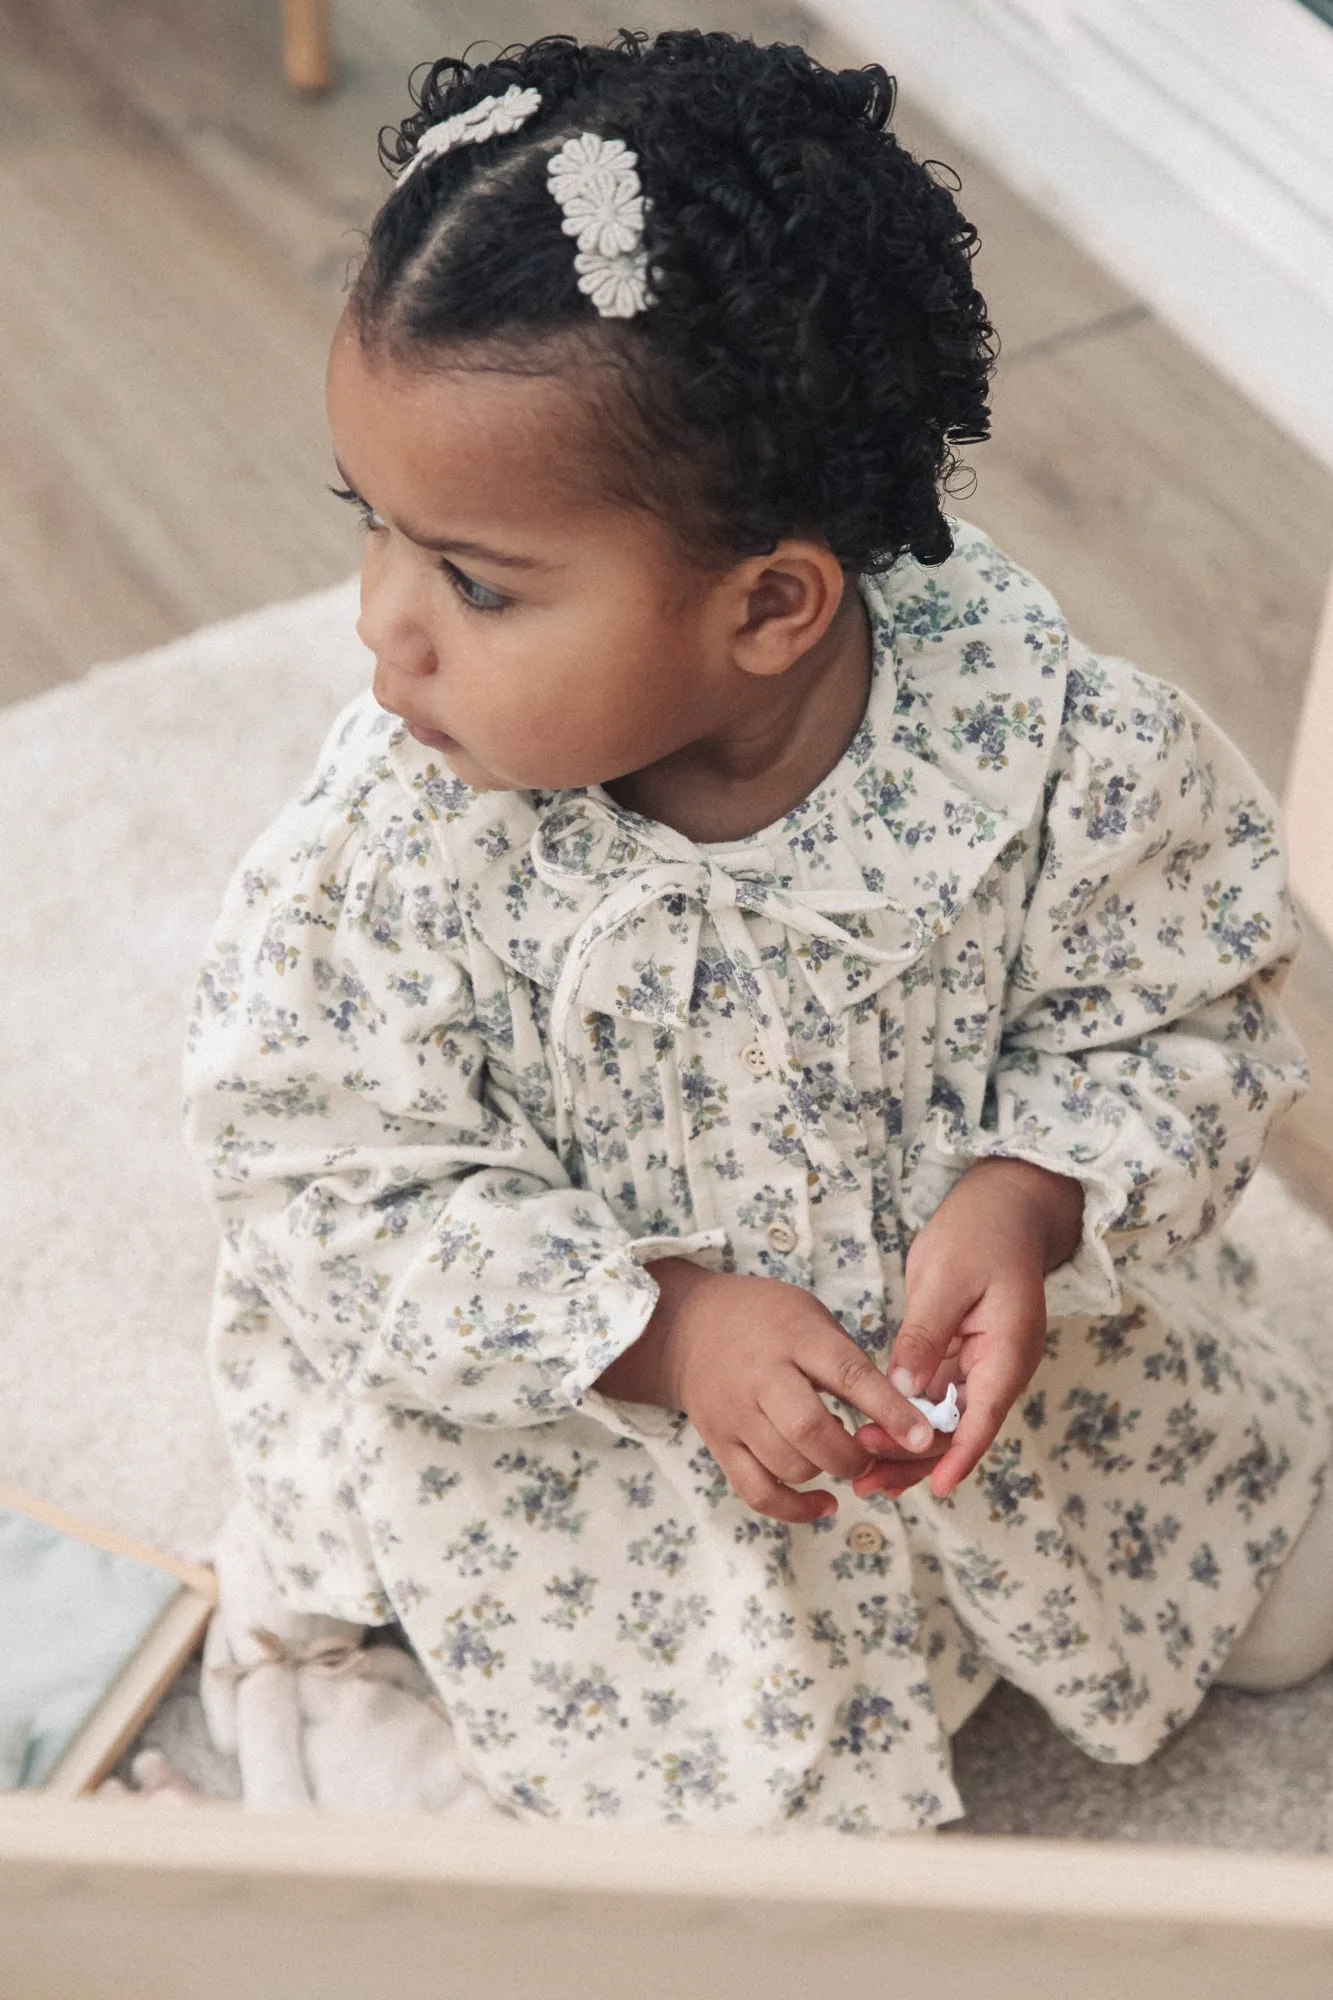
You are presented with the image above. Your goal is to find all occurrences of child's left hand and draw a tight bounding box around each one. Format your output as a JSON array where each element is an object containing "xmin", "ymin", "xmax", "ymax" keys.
[{"xmin": 851, "ymin": 1157, "xmax": 1084, "ymax": 1505}]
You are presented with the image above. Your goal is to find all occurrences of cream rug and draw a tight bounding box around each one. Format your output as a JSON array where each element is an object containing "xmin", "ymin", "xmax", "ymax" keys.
[
  {"xmin": 5, "ymin": 579, "xmax": 1333, "ymax": 1843},
  {"xmin": 1, "ymin": 578, "xmax": 367, "ymax": 1556}
]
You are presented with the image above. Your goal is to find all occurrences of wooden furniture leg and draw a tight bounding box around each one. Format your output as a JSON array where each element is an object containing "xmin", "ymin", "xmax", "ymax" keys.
[{"xmin": 282, "ymin": 0, "xmax": 334, "ymax": 94}]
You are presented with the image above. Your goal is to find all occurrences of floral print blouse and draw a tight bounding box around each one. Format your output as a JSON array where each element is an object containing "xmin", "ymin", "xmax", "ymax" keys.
[{"xmin": 184, "ymin": 520, "xmax": 1329, "ymax": 1834}]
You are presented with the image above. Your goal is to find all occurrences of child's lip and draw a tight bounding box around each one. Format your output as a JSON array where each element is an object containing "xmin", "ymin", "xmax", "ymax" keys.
[{"xmin": 406, "ymin": 721, "xmax": 456, "ymax": 750}]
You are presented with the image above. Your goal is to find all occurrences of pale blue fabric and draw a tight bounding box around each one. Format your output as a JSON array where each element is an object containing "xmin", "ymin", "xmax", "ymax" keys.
[{"xmin": 0, "ymin": 1507, "xmax": 180, "ymax": 1788}]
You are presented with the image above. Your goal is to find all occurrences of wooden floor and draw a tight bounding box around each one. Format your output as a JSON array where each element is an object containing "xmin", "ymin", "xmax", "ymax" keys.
[{"xmin": 6, "ymin": 0, "xmax": 1333, "ymax": 1217}]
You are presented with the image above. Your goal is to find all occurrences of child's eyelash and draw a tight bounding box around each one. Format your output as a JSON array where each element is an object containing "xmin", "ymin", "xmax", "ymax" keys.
[
  {"xmin": 327, "ymin": 483, "xmax": 509, "ymax": 614},
  {"xmin": 440, "ymin": 562, "xmax": 509, "ymax": 615},
  {"xmin": 328, "ymin": 483, "xmax": 382, "ymax": 530}
]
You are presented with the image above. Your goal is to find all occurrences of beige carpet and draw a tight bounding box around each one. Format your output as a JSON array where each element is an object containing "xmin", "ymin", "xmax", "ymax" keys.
[{"xmin": 5, "ymin": 579, "xmax": 1333, "ymax": 1844}]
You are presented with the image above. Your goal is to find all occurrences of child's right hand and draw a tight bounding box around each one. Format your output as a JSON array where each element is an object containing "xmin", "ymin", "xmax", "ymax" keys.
[{"xmin": 594, "ymin": 1259, "xmax": 947, "ymax": 1524}]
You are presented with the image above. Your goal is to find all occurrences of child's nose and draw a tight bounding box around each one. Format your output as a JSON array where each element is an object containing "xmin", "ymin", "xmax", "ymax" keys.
[
  {"xmin": 362, "ymin": 632, "xmax": 438, "ymax": 681},
  {"xmin": 357, "ymin": 592, "xmax": 437, "ymax": 680}
]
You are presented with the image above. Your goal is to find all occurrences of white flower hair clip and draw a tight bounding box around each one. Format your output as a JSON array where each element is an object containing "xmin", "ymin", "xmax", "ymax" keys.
[
  {"xmin": 396, "ymin": 83, "xmax": 543, "ymax": 185},
  {"xmin": 547, "ymin": 132, "xmax": 654, "ymax": 319}
]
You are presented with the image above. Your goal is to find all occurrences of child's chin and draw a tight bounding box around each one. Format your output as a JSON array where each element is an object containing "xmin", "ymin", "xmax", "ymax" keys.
[
  {"xmin": 417, "ymin": 728, "xmax": 578, "ymax": 794},
  {"xmin": 432, "ymin": 741, "xmax": 513, "ymax": 794}
]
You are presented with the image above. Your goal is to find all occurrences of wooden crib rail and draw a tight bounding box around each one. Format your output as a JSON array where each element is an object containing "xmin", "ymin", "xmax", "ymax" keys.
[{"xmin": 3, "ymin": 1800, "xmax": 1333, "ymax": 1999}]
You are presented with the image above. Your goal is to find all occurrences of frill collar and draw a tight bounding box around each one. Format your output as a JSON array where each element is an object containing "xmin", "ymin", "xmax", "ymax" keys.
[{"xmin": 386, "ymin": 519, "xmax": 1070, "ymax": 1027}]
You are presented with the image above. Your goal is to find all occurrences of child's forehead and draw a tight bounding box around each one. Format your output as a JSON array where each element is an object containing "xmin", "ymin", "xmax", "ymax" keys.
[{"xmin": 326, "ymin": 324, "xmax": 615, "ymax": 530}]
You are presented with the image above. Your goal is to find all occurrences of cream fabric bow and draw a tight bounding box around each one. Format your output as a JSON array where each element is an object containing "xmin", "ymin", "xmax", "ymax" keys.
[{"xmin": 531, "ymin": 793, "xmax": 924, "ymax": 1189}]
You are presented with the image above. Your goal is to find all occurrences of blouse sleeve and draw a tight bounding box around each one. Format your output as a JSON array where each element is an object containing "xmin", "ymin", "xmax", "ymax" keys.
[
  {"xmin": 931, "ymin": 660, "xmax": 1307, "ymax": 1316},
  {"xmin": 183, "ymin": 743, "xmax": 712, "ymax": 1432}
]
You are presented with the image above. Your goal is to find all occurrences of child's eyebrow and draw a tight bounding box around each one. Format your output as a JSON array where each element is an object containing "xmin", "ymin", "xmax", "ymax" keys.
[{"xmin": 330, "ymin": 461, "xmax": 545, "ymax": 570}]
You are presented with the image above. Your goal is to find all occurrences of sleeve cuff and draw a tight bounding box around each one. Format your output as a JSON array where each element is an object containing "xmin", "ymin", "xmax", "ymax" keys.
[
  {"xmin": 571, "ymin": 1228, "xmax": 730, "ymax": 1444},
  {"xmin": 905, "ymin": 1135, "xmax": 1126, "ymax": 1321},
  {"xmin": 626, "ymin": 1228, "xmax": 731, "ymax": 1274}
]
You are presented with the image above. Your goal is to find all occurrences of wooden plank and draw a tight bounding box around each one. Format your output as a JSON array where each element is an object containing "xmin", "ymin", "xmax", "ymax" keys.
[
  {"xmin": 42, "ymin": 1590, "xmax": 216, "ymax": 1797},
  {"xmin": 4, "ymin": 1805, "xmax": 1333, "ymax": 2000},
  {"xmin": 0, "ymin": 1485, "xmax": 217, "ymax": 1598},
  {"xmin": 0, "ymin": 127, "xmax": 355, "ymax": 688}
]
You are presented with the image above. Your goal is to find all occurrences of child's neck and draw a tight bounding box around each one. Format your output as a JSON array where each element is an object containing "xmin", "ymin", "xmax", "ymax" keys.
[{"xmin": 604, "ymin": 589, "xmax": 873, "ymax": 844}]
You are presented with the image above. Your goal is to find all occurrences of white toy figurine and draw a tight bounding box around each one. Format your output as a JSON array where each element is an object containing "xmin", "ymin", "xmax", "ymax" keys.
[{"xmin": 906, "ymin": 1382, "xmax": 961, "ymax": 1433}]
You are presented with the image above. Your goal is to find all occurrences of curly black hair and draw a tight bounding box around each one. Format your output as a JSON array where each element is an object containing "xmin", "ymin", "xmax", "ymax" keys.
[{"xmin": 348, "ymin": 29, "xmax": 996, "ymax": 573}]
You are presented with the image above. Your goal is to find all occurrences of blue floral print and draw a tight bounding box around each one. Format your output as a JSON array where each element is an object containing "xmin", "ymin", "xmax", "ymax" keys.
[{"xmin": 184, "ymin": 520, "xmax": 1328, "ymax": 1835}]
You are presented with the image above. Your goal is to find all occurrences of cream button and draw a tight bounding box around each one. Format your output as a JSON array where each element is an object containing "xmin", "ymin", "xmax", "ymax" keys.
[
  {"xmin": 740, "ymin": 1040, "xmax": 770, "ymax": 1077},
  {"xmin": 765, "ymin": 1220, "xmax": 798, "ymax": 1254},
  {"xmin": 846, "ymin": 1522, "xmax": 885, "ymax": 1555}
]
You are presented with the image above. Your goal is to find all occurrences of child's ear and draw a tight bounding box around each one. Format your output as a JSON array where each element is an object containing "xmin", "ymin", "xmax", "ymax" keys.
[{"xmin": 729, "ymin": 540, "xmax": 850, "ymax": 678}]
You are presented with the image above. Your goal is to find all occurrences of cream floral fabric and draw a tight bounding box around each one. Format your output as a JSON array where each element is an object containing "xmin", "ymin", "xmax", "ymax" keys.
[{"xmin": 184, "ymin": 521, "xmax": 1329, "ymax": 1834}]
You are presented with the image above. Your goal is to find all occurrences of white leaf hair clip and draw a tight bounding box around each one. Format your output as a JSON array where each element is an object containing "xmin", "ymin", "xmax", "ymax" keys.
[
  {"xmin": 547, "ymin": 132, "xmax": 654, "ymax": 319},
  {"xmin": 396, "ymin": 83, "xmax": 543, "ymax": 184}
]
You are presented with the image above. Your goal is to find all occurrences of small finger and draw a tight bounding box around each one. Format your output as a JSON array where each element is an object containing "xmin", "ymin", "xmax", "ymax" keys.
[
  {"xmin": 850, "ymin": 1429, "xmax": 947, "ymax": 1499},
  {"xmin": 854, "ymin": 1419, "xmax": 954, "ymax": 1460},
  {"xmin": 745, "ymin": 1412, "xmax": 824, "ymax": 1489},
  {"xmin": 725, "ymin": 1441, "xmax": 838, "ymax": 1525},
  {"xmin": 851, "ymin": 1454, "xmax": 942, "ymax": 1501},
  {"xmin": 805, "ymin": 1334, "xmax": 939, "ymax": 1454},
  {"xmin": 890, "ymin": 1262, "xmax": 981, "ymax": 1399},
  {"xmin": 922, "ymin": 1343, "xmax": 965, "ymax": 1403},
  {"xmin": 932, "ymin": 1304, "xmax": 1045, "ymax": 1497},
  {"xmin": 927, "ymin": 1369, "xmax": 1019, "ymax": 1498},
  {"xmin": 889, "ymin": 1314, "xmax": 964, "ymax": 1405},
  {"xmin": 928, "ymin": 1424, "xmax": 992, "ymax": 1499},
  {"xmin": 759, "ymin": 1378, "xmax": 871, "ymax": 1482}
]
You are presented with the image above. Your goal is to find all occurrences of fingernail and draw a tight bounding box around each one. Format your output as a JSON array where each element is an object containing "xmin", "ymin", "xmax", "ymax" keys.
[
  {"xmin": 891, "ymin": 1367, "xmax": 918, "ymax": 1397},
  {"xmin": 908, "ymin": 1424, "xmax": 933, "ymax": 1452}
]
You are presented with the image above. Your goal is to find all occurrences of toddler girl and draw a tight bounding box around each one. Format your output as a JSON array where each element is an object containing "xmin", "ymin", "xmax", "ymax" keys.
[{"xmin": 185, "ymin": 29, "xmax": 1333, "ymax": 1835}]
